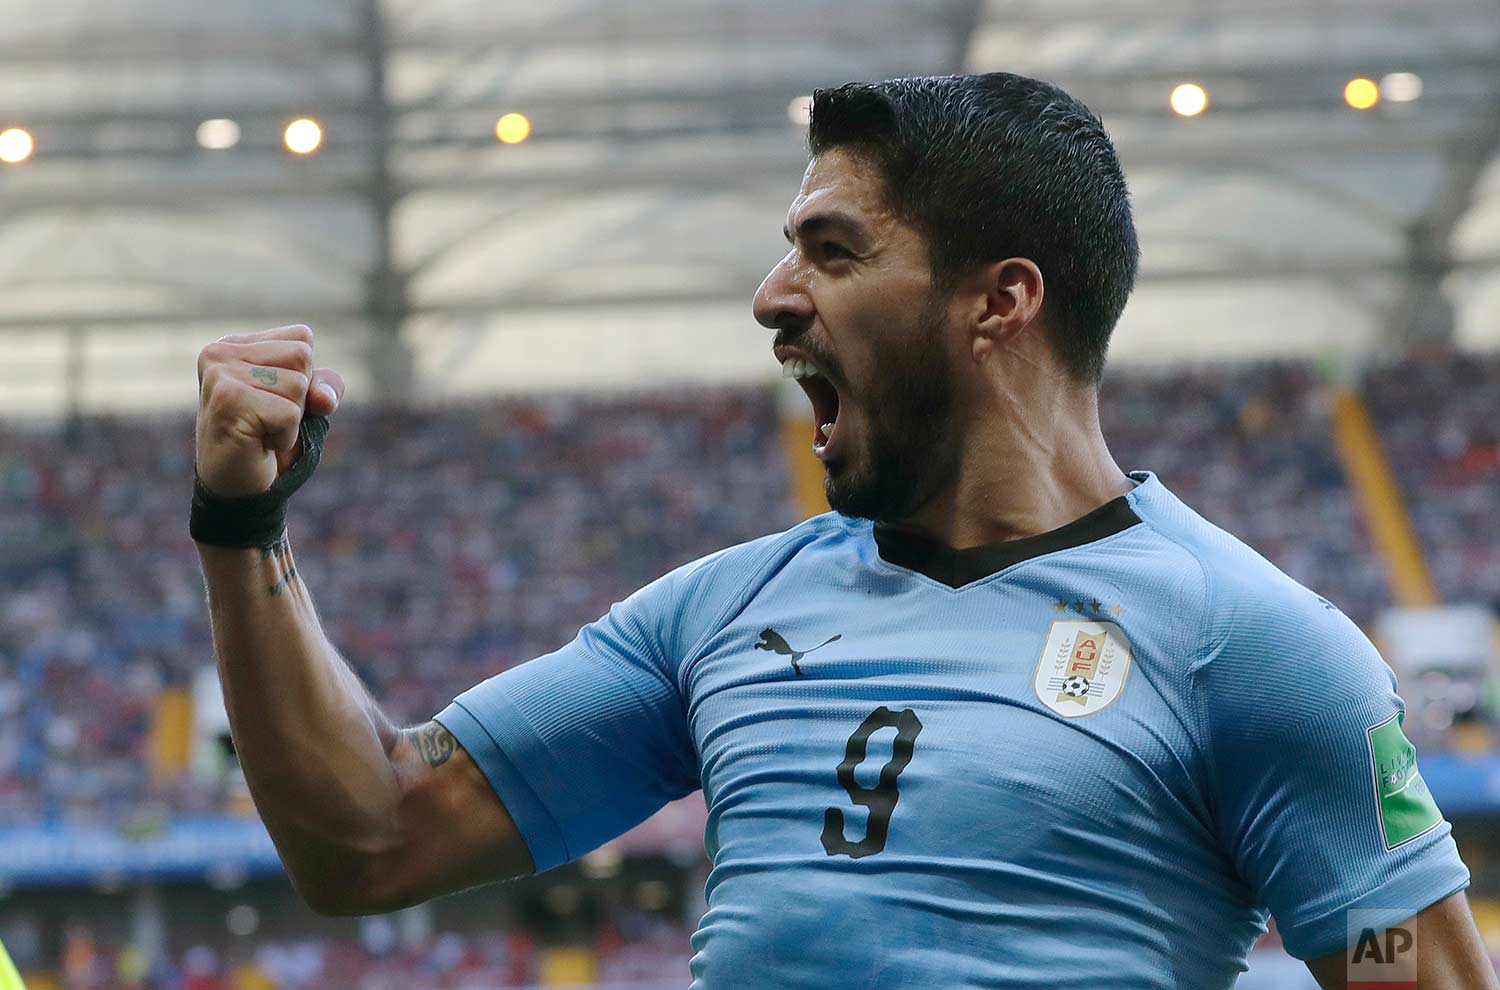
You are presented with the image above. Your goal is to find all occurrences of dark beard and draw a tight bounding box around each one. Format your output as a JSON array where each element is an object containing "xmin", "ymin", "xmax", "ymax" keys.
[{"xmin": 825, "ymin": 294, "xmax": 959, "ymax": 522}]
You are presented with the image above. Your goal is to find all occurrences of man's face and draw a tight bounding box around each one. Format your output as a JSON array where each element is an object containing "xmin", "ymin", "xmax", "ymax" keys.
[{"xmin": 753, "ymin": 148, "xmax": 965, "ymax": 522}]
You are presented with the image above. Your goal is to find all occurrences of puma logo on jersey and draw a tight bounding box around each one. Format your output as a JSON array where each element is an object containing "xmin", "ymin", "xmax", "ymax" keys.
[{"xmin": 755, "ymin": 628, "xmax": 841, "ymax": 676}]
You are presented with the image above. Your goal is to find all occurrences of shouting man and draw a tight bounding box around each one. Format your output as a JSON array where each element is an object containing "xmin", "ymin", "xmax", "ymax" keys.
[{"xmin": 192, "ymin": 74, "xmax": 1494, "ymax": 988}]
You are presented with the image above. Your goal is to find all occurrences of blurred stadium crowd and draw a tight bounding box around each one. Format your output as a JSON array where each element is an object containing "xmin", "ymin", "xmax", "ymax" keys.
[
  {"xmin": 5, "ymin": 911, "xmax": 695, "ymax": 990},
  {"xmin": 2, "ymin": 351, "xmax": 1499, "ymax": 987},
  {"xmin": 5, "ymin": 354, "xmax": 1500, "ymax": 825},
  {"xmin": 1364, "ymin": 350, "xmax": 1500, "ymax": 608},
  {"xmin": 0, "ymin": 391, "xmax": 793, "ymax": 825}
]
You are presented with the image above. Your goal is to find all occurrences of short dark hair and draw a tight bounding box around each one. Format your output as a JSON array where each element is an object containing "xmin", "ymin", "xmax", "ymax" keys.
[{"xmin": 808, "ymin": 73, "xmax": 1139, "ymax": 385}]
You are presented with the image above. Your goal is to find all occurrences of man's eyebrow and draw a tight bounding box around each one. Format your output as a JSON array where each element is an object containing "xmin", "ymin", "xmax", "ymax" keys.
[{"xmin": 782, "ymin": 210, "xmax": 867, "ymax": 244}]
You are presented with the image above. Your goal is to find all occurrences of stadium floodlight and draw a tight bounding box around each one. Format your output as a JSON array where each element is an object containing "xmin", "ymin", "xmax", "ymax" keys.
[
  {"xmin": 787, "ymin": 95, "xmax": 813, "ymax": 126},
  {"xmin": 1344, "ymin": 77, "xmax": 1380, "ymax": 110},
  {"xmin": 0, "ymin": 127, "xmax": 34, "ymax": 164},
  {"xmin": 196, "ymin": 118, "xmax": 241, "ymax": 150},
  {"xmin": 226, "ymin": 904, "xmax": 260, "ymax": 937},
  {"xmin": 1169, "ymin": 83, "xmax": 1208, "ymax": 117},
  {"xmin": 1381, "ymin": 72, "xmax": 1423, "ymax": 103},
  {"xmin": 284, "ymin": 117, "xmax": 323, "ymax": 155},
  {"xmin": 495, "ymin": 112, "xmax": 532, "ymax": 145}
]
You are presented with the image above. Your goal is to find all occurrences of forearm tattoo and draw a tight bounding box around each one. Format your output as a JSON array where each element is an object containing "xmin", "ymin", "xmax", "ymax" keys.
[
  {"xmin": 260, "ymin": 534, "xmax": 298, "ymax": 597},
  {"xmin": 405, "ymin": 722, "xmax": 457, "ymax": 768}
]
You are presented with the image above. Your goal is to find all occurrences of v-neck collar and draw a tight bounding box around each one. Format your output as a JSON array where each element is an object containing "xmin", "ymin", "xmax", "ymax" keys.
[{"xmin": 872, "ymin": 477, "xmax": 1145, "ymax": 589}]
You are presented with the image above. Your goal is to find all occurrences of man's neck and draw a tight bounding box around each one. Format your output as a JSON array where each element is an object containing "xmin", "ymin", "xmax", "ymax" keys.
[{"xmin": 887, "ymin": 402, "xmax": 1132, "ymax": 552}]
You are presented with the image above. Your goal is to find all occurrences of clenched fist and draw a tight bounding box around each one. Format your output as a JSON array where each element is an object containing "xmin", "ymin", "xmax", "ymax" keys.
[{"xmin": 196, "ymin": 325, "xmax": 345, "ymax": 498}]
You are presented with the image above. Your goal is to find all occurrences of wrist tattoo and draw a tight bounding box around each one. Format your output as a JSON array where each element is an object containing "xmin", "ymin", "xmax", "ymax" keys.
[
  {"xmin": 259, "ymin": 534, "xmax": 291, "ymax": 560},
  {"xmin": 405, "ymin": 722, "xmax": 457, "ymax": 768},
  {"xmin": 261, "ymin": 534, "xmax": 298, "ymax": 597}
]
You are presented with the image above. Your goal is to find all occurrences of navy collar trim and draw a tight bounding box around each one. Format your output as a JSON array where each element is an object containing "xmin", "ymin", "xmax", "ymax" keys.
[{"xmin": 872, "ymin": 492, "xmax": 1142, "ymax": 589}]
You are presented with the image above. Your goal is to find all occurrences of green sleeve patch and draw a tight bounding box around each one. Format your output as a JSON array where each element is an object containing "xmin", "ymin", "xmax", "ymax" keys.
[
  {"xmin": 1367, "ymin": 711, "xmax": 1443, "ymax": 850},
  {"xmin": 0, "ymin": 934, "xmax": 24, "ymax": 990}
]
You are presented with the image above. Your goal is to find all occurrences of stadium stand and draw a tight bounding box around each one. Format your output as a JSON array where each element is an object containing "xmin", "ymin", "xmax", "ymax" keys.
[
  {"xmin": 0, "ymin": 897, "xmax": 697, "ymax": 989},
  {"xmin": 1364, "ymin": 349, "xmax": 1500, "ymax": 615},
  {"xmin": 7, "ymin": 360, "xmax": 1500, "ymax": 829},
  {"xmin": 0, "ymin": 390, "xmax": 795, "ymax": 826},
  {"xmin": 3, "ymin": 360, "xmax": 1500, "ymax": 985}
]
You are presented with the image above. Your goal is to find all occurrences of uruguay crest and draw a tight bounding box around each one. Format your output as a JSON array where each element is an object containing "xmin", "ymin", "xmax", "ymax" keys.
[{"xmin": 1032, "ymin": 619, "xmax": 1132, "ymax": 718}]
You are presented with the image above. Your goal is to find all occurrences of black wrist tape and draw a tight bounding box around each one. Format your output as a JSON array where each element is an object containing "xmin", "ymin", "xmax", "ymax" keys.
[{"xmin": 190, "ymin": 414, "xmax": 331, "ymax": 549}]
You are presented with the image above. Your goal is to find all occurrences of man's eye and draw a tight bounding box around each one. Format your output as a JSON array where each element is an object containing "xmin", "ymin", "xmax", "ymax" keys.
[{"xmin": 821, "ymin": 242, "xmax": 851, "ymax": 259}]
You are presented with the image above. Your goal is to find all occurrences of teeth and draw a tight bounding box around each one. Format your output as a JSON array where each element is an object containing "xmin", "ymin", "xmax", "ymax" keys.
[
  {"xmin": 820, "ymin": 422, "xmax": 835, "ymax": 435},
  {"xmin": 780, "ymin": 357, "xmax": 825, "ymax": 381}
]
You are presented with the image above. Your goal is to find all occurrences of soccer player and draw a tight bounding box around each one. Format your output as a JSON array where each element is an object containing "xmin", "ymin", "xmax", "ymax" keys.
[{"xmin": 191, "ymin": 74, "xmax": 1497, "ymax": 988}]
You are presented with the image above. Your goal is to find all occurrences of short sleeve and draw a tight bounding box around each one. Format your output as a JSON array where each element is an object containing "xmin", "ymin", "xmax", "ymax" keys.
[
  {"xmin": 435, "ymin": 566, "xmax": 704, "ymax": 874},
  {"xmin": 1198, "ymin": 585, "xmax": 1470, "ymax": 961}
]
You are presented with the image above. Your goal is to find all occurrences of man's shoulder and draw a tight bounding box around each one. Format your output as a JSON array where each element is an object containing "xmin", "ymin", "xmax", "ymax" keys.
[
  {"xmin": 632, "ymin": 513, "xmax": 857, "ymax": 655},
  {"xmin": 1129, "ymin": 476, "xmax": 1393, "ymax": 730},
  {"xmin": 1127, "ymin": 474, "xmax": 1361, "ymax": 659},
  {"xmin": 1131, "ymin": 474, "xmax": 1321, "ymax": 596},
  {"xmin": 673, "ymin": 512, "xmax": 852, "ymax": 586}
]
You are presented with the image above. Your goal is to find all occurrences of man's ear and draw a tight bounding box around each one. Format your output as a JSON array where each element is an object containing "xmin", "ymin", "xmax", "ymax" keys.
[{"xmin": 970, "ymin": 258, "xmax": 1044, "ymax": 364}]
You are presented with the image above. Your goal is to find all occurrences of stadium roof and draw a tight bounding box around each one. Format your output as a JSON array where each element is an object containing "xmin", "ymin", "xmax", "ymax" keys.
[{"xmin": 1, "ymin": 0, "xmax": 1498, "ymax": 415}]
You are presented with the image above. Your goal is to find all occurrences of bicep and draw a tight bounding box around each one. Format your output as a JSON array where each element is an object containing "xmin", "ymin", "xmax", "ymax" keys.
[
  {"xmin": 1305, "ymin": 891, "xmax": 1498, "ymax": 990},
  {"xmin": 363, "ymin": 721, "xmax": 535, "ymax": 911}
]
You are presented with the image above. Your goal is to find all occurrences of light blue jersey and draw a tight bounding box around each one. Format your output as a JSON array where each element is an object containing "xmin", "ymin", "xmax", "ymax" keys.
[{"xmin": 437, "ymin": 471, "xmax": 1468, "ymax": 989}]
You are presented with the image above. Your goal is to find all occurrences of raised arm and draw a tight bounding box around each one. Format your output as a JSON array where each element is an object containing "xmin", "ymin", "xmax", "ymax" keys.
[{"xmin": 194, "ymin": 325, "xmax": 533, "ymax": 915}]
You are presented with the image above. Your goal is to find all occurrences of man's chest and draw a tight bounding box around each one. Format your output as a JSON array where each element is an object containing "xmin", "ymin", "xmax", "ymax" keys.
[{"xmin": 680, "ymin": 586, "xmax": 1213, "ymax": 863}]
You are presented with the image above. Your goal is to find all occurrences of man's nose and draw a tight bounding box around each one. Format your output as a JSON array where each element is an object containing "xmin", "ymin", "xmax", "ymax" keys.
[{"xmin": 753, "ymin": 251, "xmax": 814, "ymax": 334}]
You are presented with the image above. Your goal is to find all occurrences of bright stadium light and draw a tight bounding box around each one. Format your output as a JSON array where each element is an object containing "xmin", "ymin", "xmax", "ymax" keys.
[
  {"xmin": 1344, "ymin": 77, "xmax": 1380, "ymax": 110},
  {"xmin": 787, "ymin": 95, "xmax": 813, "ymax": 126},
  {"xmin": 0, "ymin": 127, "xmax": 34, "ymax": 164},
  {"xmin": 225, "ymin": 904, "xmax": 259, "ymax": 937},
  {"xmin": 1381, "ymin": 72, "xmax": 1423, "ymax": 103},
  {"xmin": 1169, "ymin": 83, "xmax": 1208, "ymax": 118},
  {"xmin": 196, "ymin": 118, "xmax": 241, "ymax": 150},
  {"xmin": 495, "ymin": 112, "xmax": 532, "ymax": 145},
  {"xmin": 284, "ymin": 118, "xmax": 323, "ymax": 155}
]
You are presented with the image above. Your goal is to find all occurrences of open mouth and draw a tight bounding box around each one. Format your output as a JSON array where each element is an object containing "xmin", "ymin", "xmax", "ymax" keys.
[{"xmin": 781, "ymin": 355, "xmax": 842, "ymax": 456}]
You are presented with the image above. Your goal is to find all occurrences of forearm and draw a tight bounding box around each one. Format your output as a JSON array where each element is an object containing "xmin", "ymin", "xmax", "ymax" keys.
[{"xmin": 199, "ymin": 534, "xmax": 403, "ymax": 888}]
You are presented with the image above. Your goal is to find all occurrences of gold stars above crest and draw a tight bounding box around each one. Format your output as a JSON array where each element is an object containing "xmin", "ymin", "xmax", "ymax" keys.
[{"xmin": 1055, "ymin": 599, "xmax": 1125, "ymax": 617}]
